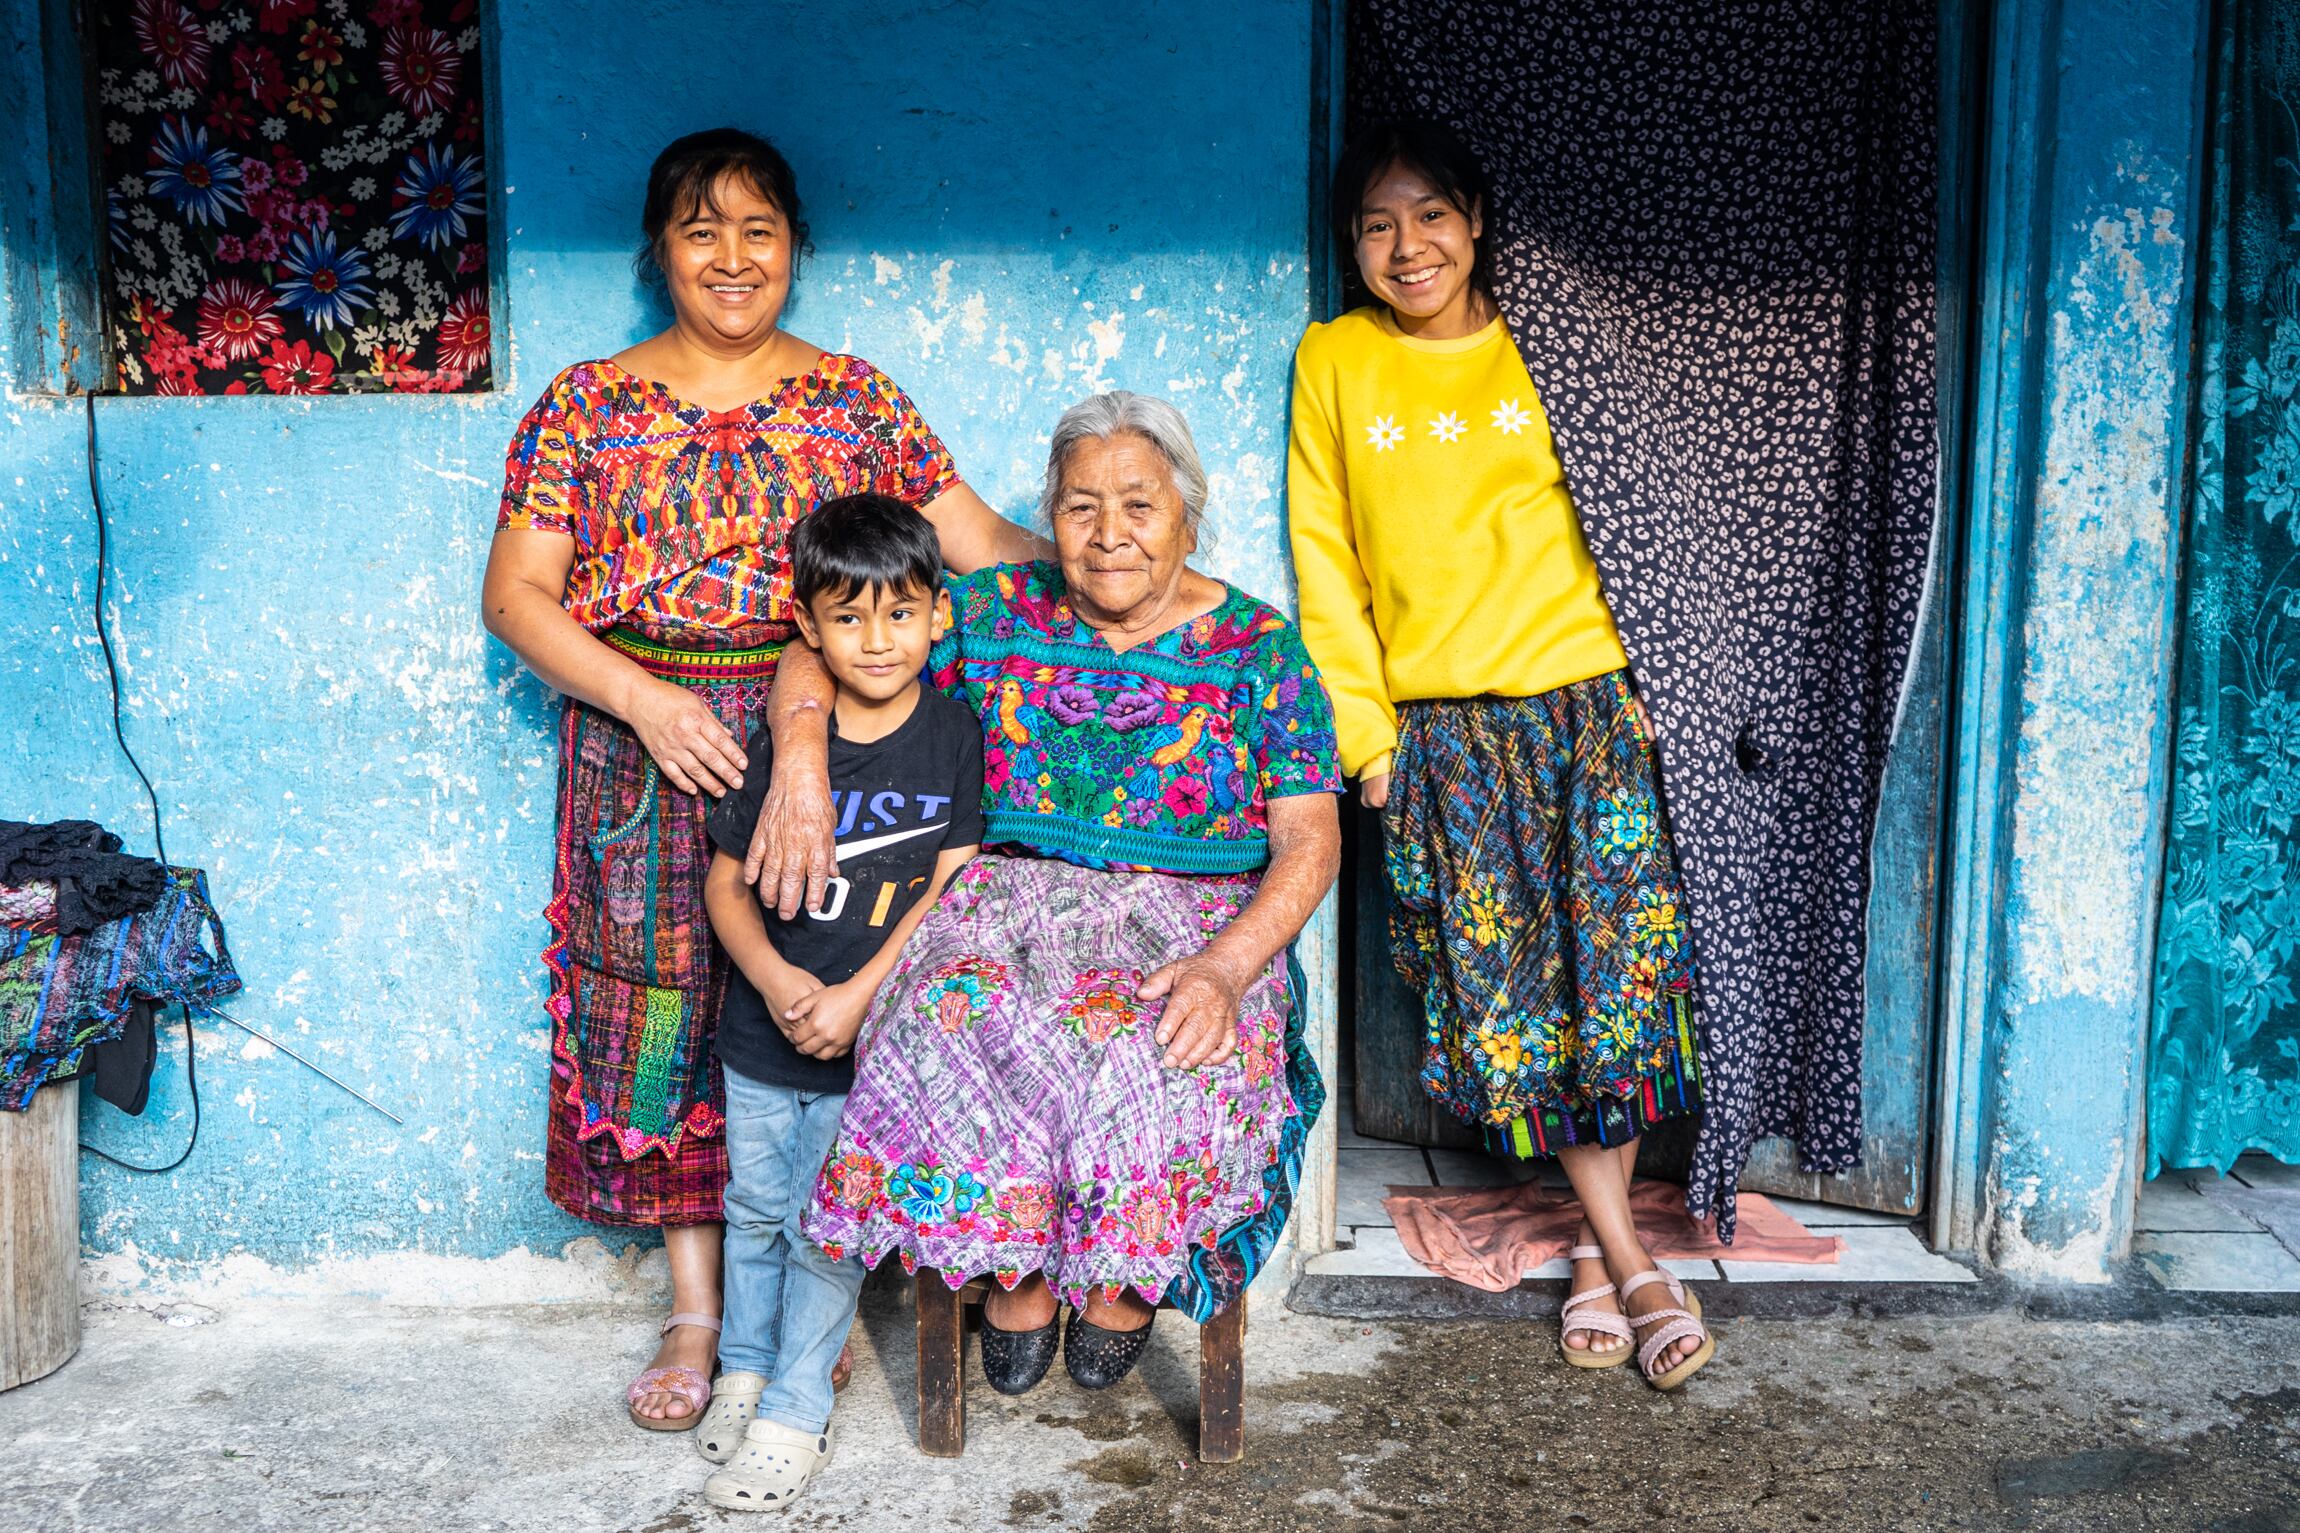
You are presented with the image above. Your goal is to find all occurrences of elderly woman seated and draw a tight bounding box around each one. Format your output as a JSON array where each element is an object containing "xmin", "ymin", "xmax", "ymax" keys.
[{"xmin": 775, "ymin": 391, "xmax": 1342, "ymax": 1393}]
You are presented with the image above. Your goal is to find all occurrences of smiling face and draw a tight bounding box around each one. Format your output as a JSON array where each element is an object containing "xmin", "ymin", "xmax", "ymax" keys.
[
  {"xmin": 655, "ymin": 171, "xmax": 794, "ymax": 352},
  {"xmin": 1052, "ymin": 433, "xmax": 1196, "ymax": 630},
  {"xmin": 1354, "ymin": 159, "xmax": 1487, "ymax": 338},
  {"xmin": 793, "ymin": 579, "xmax": 949, "ymax": 709}
]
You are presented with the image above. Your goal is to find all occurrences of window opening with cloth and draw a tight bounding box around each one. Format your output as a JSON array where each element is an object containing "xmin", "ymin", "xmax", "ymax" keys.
[{"xmin": 88, "ymin": 0, "xmax": 493, "ymax": 395}]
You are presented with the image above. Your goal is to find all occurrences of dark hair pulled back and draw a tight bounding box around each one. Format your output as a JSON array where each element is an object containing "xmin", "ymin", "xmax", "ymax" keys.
[
  {"xmin": 634, "ymin": 128, "xmax": 812, "ymax": 287},
  {"xmin": 1329, "ymin": 119, "xmax": 1498, "ymax": 306}
]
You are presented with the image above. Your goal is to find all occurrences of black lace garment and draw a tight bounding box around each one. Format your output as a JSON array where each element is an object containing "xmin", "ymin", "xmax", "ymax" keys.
[{"xmin": 0, "ymin": 820, "xmax": 169, "ymax": 936}]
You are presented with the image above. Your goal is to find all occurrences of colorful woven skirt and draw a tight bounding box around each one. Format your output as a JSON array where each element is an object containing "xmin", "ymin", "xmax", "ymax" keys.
[
  {"xmin": 541, "ymin": 624, "xmax": 786, "ymax": 1228},
  {"xmin": 801, "ymin": 853, "xmax": 1322, "ymax": 1322},
  {"xmin": 1385, "ymin": 670, "xmax": 1701, "ymax": 1158}
]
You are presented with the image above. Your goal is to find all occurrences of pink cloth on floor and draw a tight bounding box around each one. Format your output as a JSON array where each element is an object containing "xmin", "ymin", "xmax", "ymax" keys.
[{"xmin": 1384, "ymin": 1179, "xmax": 1844, "ymax": 1292}]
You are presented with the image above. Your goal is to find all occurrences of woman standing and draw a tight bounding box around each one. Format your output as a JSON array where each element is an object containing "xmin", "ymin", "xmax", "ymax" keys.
[
  {"xmin": 482, "ymin": 128, "xmax": 1034, "ymax": 1428},
  {"xmin": 1287, "ymin": 121, "xmax": 1714, "ymax": 1388}
]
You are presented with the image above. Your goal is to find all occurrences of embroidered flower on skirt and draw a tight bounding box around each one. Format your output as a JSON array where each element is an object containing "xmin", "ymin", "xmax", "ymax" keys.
[
  {"xmin": 802, "ymin": 853, "xmax": 1322, "ymax": 1321},
  {"xmin": 912, "ymin": 957, "xmax": 1008, "ymax": 1041}
]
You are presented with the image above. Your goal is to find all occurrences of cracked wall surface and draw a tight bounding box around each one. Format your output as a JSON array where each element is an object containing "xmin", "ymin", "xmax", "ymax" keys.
[
  {"xmin": 0, "ymin": 0, "xmax": 1324, "ymax": 1285},
  {"xmin": 1975, "ymin": 1, "xmax": 2205, "ymax": 1276}
]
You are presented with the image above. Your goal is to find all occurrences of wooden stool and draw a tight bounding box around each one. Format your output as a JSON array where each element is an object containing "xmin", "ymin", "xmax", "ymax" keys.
[{"xmin": 913, "ymin": 1274, "xmax": 1247, "ymax": 1462}]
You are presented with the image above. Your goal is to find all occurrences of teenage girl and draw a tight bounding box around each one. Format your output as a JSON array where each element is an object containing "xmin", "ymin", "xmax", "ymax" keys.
[{"xmin": 1287, "ymin": 119, "xmax": 1713, "ymax": 1389}]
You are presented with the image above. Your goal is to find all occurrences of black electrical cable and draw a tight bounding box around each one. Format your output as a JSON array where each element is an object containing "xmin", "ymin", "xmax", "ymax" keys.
[
  {"xmin": 77, "ymin": 1003, "xmax": 199, "ymax": 1174},
  {"xmin": 75, "ymin": 392, "xmax": 200, "ymax": 1174},
  {"xmin": 83, "ymin": 395, "xmax": 169, "ymax": 876}
]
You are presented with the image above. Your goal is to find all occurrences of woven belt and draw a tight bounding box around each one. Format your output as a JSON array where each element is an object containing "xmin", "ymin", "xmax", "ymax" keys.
[{"xmin": 602, "ymin": 627, "xmax": 789, "ymax": 686}]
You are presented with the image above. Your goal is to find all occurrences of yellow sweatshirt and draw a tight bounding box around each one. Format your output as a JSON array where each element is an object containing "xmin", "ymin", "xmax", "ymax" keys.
[{"xmin": 1287, "ymin": 307, "xmax": 1627, "ymax": 778}]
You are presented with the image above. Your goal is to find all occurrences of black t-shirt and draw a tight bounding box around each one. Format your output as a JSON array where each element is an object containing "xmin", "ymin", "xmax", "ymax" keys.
[{"xmin": 704, "ymin": 687, "xmax": 984, "ymax": 1092}]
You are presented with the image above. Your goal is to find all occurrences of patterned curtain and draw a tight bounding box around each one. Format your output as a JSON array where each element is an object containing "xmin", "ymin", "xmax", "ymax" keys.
[
  {"xmin": 91, "ymin": 0, "xmax": 492, "ymax": 395},
  {"xmin": 2151, "ymin": 0, "xmax": 2300, "ymax": 1177},
  {"xmin": 1348, "ymin": 1, "xmax": 1937, "ymax": 1237}
]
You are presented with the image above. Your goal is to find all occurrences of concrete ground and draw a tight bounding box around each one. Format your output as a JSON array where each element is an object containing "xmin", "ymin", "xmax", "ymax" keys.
[{"xmin": 5, "ymin": 1275, "xmax": 2297, "ymax": 1533}]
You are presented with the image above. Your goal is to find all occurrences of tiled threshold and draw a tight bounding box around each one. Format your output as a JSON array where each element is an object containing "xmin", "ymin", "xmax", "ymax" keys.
[{"xmin": 1309, "ymin": 1090, "xmax": 2300, "ymax": 1299}]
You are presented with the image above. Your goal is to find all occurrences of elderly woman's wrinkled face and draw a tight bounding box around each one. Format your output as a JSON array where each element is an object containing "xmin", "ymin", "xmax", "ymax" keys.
[
  {"xmin": 658, "ymin": 172, "xmax": 793, "ymax": 351},
  {"xmin": 1053, "ymin": 433, "xmax": 1196, "ymax": 626}
]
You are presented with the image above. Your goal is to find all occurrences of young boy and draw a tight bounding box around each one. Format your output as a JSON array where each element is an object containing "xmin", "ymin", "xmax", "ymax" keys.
[{"xmin": 696, "ymin": 493, "xmax": 982, "ymax": 1510}]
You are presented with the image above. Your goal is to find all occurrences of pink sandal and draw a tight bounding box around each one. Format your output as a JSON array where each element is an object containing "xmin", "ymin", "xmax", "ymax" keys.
[
  {"xmin": 1621, "ymin": 1269, "xmax": 1715, "ymax": 1391},
  {"xmin": 1558, "ymin": 1244, "xmax": 1632, "ymax": 1368},
  {"xmin": 627, "ymin": 1311, "xmax": 721, "ymax": 1431}
]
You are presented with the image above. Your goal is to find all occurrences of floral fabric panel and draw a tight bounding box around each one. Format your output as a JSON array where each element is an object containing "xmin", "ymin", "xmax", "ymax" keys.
[
  {"xmin": 495, "ymin": 357, "xmax": 959, "ymax": 635},
  {"xmin": 931, "ymin": 563, "xmax": 1341, "ymax": 877},
  {"xmin": 1352, "ymin": 0, "xmax": 1938, "ymax": 1240},
  {"xmin": 93, "ymin": 0, "xmax": 491, "ymax": 394},
  {"xmin": 2150, "ymin": 0, "xmax": 2300, "ymax": 1176}
]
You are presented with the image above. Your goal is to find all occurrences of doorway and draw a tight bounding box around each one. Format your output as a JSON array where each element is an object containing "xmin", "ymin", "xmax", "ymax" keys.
[{"xmin": 1332, "ymin": 0, "xmax": 1988, "ymax": 1227}]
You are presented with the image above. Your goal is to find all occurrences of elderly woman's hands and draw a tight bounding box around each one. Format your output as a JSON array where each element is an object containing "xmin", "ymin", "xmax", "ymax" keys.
[
  {"xmin": 744, "ymin": 755, "xmax": 839, "ymax": 919},
  {"xmin": 1141, "ymin": 795, "xmax": 1341, "ymax": 1069},
  {"xmin": 741, "ymin": 642, "xmax": 842, "ymax": 919},
  {"xmin": 1138, "ymin": 949, "xmax": 1253, "ymax": 1070}
]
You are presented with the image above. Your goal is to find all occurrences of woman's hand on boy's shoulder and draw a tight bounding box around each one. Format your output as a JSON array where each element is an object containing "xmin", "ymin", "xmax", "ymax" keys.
[{"xmin": 748, "ymin": 642, "xmax": 842, "ymax": 919}]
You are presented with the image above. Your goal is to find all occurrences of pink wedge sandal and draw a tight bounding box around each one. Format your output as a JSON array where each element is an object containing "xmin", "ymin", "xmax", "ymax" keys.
[
  {"xmin": 1621, "ymin": 1269, "xmax": 1715, "ymax": 1391},
  {"xmin": 1558, "ymin": 1244, "xmax": 1632, "ymax": 1368},
  {"xmin": 627, "ymin": 1311, "xmax": 722, "ymax": 1431}
]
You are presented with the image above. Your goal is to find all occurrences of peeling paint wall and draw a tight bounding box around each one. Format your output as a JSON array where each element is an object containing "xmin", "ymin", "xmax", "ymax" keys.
[
  {"xmin": 2, "ymin": 0, "xmax": 1322, "ymax": 1287},
  {"xmin": 2007, "ymin": 197, "xmax": 2186, "ymax": 1015},
  {"xmin": 1940, "ymin": 0, "xmax": 2207, "ymax": 1277},
  {"xmin": 1991, "ymin": 188, "xmax": 2188, "ymax": 1278}
]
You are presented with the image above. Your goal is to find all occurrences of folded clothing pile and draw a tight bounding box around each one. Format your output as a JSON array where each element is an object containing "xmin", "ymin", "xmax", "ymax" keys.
[{"xmin": 0, "ymin": 820, "xmax": 240, "ymax": 1112}]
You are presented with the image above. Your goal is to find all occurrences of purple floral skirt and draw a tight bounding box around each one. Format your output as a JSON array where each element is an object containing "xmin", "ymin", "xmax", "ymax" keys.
[{"xmin": 801, "ymin": 852, "xmax": 1313, "ymax": 1317}]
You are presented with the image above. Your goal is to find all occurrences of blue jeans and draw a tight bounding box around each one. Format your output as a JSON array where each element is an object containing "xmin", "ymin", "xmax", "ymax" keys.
[{"xmin": 719, "ymin": 1065, "xmax": 865, "ymax": 1435}]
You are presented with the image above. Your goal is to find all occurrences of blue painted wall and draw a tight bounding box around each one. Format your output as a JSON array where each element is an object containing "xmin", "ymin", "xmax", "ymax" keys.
[
  {"xmin": 7, "ymin": 0, "xmax": 2234, "ymax": 1288},
  {"xmin": 2, "ymin": 0, "xmax": 1322, "ymax": 1282},
  {"xmin": 1935, "ymin": 0, "xmax": 2209, "ymax": 1276}
]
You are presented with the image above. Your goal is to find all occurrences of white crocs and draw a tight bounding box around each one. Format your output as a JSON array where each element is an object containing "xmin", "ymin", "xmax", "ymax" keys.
[
  {"xmin": 702, "ymin": 1418, "xmax": 832, "ymax": 1511},
  {"xmin": 693, "ymin": 1371, "xmax": 769, "ymax": 1464}
]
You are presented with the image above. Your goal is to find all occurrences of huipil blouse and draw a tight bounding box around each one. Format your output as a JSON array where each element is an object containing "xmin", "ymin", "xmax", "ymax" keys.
[
  {"xmin": 497, "ymin": 354, "xmax": 960, "ymax": 637},
  {"xmin": 931, "ymin": 563, "xmax": 1342, "ymax": 876}
]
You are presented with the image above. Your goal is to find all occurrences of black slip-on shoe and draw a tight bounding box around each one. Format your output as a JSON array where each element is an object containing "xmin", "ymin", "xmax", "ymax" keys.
[
  {"xmin": 978, "ymin": 1314, "xmax": 1060, "ymax": 1395},
  {"xmin": 1062, "ymin": 1309, "xmax": 1155, "ymax": 1390}
]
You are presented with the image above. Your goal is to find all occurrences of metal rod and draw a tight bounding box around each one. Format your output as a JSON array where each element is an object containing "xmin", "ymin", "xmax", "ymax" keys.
[{"xmin": 203, "ymin": 1007, "xmax": 406, "ymax": 1125}]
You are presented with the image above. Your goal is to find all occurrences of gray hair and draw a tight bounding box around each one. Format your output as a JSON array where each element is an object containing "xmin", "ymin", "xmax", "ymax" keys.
[{"xmin": 1038, "ymin": 390, "xmax": 1211, "ymax": 545}]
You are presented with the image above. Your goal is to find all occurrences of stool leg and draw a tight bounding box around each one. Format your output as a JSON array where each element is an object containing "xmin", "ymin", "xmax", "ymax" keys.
[
  {"xmin": 916, "ymin": 1273, "xmax": 966, "ymax": 1457},
  {"xmin": 1198, "ymin": 1296, "xmax": 1246, "ymax": 1463}
]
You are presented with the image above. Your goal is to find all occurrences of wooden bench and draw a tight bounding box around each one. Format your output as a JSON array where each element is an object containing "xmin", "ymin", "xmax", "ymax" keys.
[{"xmin": 913, "ymin": 1274, "xmax": 1248, "ymax": 1462}]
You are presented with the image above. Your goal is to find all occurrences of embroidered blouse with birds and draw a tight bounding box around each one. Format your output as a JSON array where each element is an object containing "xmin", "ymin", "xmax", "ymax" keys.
[{"xmin": 931, "ymin": 561, "xmax": 1340, "ymax": 877}]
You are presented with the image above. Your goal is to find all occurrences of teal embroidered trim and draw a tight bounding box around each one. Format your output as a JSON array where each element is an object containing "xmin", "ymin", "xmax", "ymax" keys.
[
  {"xmin": 950, "ymin": 635, "xmax": 1256, "ymax": 692},
  {"xmin": 984, "ymin": 811, "xmax": 1271, "ymax": 875}
]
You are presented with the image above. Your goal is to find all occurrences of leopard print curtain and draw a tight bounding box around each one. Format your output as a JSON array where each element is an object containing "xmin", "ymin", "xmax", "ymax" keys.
[{"xmin": 1348, "ymin": 0, "xmax": 1938, "ymax": 1237}]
